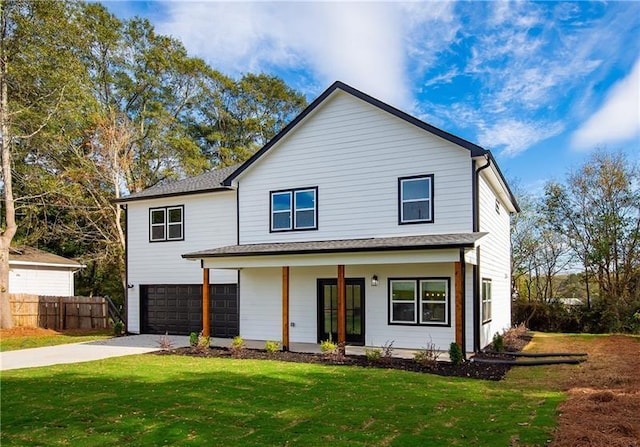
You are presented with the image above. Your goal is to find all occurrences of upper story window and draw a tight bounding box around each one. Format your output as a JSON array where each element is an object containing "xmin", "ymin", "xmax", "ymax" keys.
[
  {"xmin": 389, "ymin": 277, "xmax": 449, "ymax": 326},
  {"xmin": 399, "ymin": 174, "xmax": 434, "ymax": 224},
  {"xmin": 149, "ymin": 205, "xmax": 184, "ymax": 242},
  {"xmin": 270, "ymin": 187, "xmax": 318, "ymax": 232}
]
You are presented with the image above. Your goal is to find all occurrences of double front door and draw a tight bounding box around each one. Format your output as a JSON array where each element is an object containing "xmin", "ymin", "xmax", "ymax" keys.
[{"xmin": 317, "ymin": 278, "xmax": 365, "ymax": 345}]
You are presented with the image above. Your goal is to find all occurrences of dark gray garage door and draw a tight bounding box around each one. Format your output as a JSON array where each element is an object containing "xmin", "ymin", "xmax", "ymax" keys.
[{"xmin": 140, "ymin": 284, "xmax": 238, "ymax": 337}]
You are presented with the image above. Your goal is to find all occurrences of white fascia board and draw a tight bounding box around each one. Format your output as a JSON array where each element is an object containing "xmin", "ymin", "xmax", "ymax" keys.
[
  {"xmin": 464, "ymin": 247, "xmax": 478, "ymax": 265},
  {"xmin": 9, "ymin": 260, "xmax": 86, "ymax": 269},
  {"xmin": 202, "ymin": 248, "xmax": 461, "ymax": 269}
]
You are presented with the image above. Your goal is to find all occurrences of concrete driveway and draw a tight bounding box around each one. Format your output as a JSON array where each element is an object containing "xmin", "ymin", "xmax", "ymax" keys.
[{"xmin": 0, "ymin": 334, "xmax": 190, "ymax": 371}]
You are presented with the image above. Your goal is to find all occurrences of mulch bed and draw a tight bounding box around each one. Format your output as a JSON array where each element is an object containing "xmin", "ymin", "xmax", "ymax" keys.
[{"xmin": 155, "ymin": 333, "xmax": 532, "ymax": 381}]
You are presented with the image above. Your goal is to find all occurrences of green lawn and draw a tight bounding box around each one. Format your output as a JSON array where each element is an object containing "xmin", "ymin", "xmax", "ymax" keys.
[
  {"xmin": 1, "ymin": 354, "xmax": 562, "ymax": 446},
  {"xmin": 0, "ymin": 331, "xmax": 112, "ymax": 352}
]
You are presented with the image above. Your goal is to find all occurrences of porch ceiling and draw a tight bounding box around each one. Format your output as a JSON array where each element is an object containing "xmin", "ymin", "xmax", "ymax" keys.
[{"xmin": 183, "ymin": 232, "xmax": 486, "ymax": 269}]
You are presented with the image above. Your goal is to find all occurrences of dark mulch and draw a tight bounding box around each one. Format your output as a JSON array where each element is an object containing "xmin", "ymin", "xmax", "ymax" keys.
[{"xmin": 155, "ymin": 333, "xmax": 532, "ymax": 381}]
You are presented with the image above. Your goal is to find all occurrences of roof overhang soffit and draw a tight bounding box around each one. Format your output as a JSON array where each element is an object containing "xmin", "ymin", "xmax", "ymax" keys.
[{"xmin": 199, "ymin": 247, "xmax": 478, "ymax": 269}]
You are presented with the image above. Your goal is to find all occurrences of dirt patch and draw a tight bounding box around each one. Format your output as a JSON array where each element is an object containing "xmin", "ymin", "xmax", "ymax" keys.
[{"xmin": 530, "ymin": 334, "xmax": 640, "ymax": 447}]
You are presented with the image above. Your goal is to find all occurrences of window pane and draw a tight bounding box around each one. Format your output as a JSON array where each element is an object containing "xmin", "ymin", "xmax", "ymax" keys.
[
  {"xmin": 151, "ymin": 225, "xmax": 165, "ymax": 240},
  {"xmin": 421, "ymin": 280, "xmax": 447, "ymax": 301},
  {"xmin": 403, "ymin": 178, "xmax": 430, "ymax": 200},
  {"xmin": 168, "ymin": 208, "xmax": 182, "ymax": 223},
  {"xmin": 272, "ymin": 211, "xmax": 291, "ymax": 230},
  {"xmin": 391, "ymin": 281, "xmax": 415, "ymax": 301},
  {"xmin": 403, "ymin": 201, "xmax": 430, "ymax": 221},
  {"xmin": 295, "ymin": 209, "xmax": 315, "ymax": 228},
  {"xmin": 422, "ymin": 303, "xmax": 446, "ymax": 323},
  {"xmin": 272, "ymin": 192, "xmax": 291, "ymax": 211},
  {"xmin": 168, "ymin": 223, "xmax": 182, "ymax": 239},
  {"xmin": 295, "ymin": 190, "xmax": 315, "ymax": 209},
  {"xmin": 151, "ymin": 210, "xmax": 165, "ymax": 224},
  {"xmin": 392, "ymin": 303, "xmax": 415, "ymax": 322}
]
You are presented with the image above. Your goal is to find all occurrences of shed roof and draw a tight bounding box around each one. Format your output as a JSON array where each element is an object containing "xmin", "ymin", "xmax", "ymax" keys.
[
  {"xmin": 9, "ymin": 247, "xmax": 84, "ymax": 268},
  {"xmin": 183, "ymin": 232, "xmax": 487, "ymax": 259},
  {"xmin": 115, "ymin": 164, "xmax": 239, "ymax": 203}
]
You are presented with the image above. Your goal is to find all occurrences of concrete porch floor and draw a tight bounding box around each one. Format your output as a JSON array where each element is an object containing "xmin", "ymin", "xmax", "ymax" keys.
[{"xmin": 209, "ymin": 338, "xmax": 454, "ymax": 362}]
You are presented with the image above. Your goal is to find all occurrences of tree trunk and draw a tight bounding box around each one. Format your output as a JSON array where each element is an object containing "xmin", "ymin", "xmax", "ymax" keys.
[{"xmin": 0, "ymin": 6, "xmax": 17, "ymax": 328}]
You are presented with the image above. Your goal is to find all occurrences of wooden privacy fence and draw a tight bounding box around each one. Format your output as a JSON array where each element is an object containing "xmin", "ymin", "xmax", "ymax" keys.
[{"xmin": 9, "ymin": 294, "xmax": 108, "ymax": 330}]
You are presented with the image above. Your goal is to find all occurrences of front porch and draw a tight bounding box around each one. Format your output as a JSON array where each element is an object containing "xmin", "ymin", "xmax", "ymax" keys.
[{"xmin": 184, "ymin": 233, "xmax": 486, "ymax": 354}]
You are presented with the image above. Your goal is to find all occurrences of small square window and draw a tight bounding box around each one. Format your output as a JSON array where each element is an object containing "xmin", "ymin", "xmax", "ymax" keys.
[
  {"xmin": 399, "ymin": 175, "xmax": 434, "ymax": 224},
  {"xmin": 270, "ymin": 188, "xmax": 317, "ymax": 232},
  {"xmin": 149, "ymin": 206, "xmax": 183, "ymax": 242}
]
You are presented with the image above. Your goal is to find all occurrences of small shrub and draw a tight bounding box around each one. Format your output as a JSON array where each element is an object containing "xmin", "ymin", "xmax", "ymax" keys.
[
  {"xmin": 503, "ymin": 323, "xmax": 527, "ymax": 351},
  {"xmin": 189, "ymin": 332, "xmax": 198, "ymax": 347},
  {"xmin": 113, "ymin": 320, "xmax": 124, "ymax": 337},
  {"xmin": 381, "ymin": 340, "xmax": 395, "ymax": 363},
  {"xmin": 492, "ymin": 332, "xmax": 505, "ymax": 352},
  {"xmin": 197, "ymin": 332, "xmax": 210, "ymax": 351},
  {"xmin": 265, "ymin": 340, "xmax": 280, "ymax": 354},
  {"xmin": 157, "ymin": 332, "xmax": 174, "ymax": 350},
  {"xmin": 320, "ymin": 338, "xmax": 337, "ymax": 353},
  {"xmin": 320, "ymin": 336, "xmax": 344, "ymax": 362},
  {"xmin": 414, "ymin": 337, "xmax": 440, "ymax": 368},
  {"xmin": 448, "ymin": 342, "xmax": 463, "ymax": 366},
  {"xmin": 230, "ymin": 335, "xmax": 246, "ymax": 357},
  {"xmin": 365, "ymin": 347, "xmax": 382, "ymax": 362}
]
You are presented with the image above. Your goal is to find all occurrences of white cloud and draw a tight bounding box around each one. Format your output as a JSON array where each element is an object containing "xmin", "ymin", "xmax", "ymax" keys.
[
  {"xmin": 571, "ymin": 58, "xmax": 640, "ymax": 150},
  {"xmin": 478, "ymin": 119, "xmax": 564, "ymax": 157},
  {"xmin": 156, "ymin": 2, "xmax": 417, "ymax": 109}
]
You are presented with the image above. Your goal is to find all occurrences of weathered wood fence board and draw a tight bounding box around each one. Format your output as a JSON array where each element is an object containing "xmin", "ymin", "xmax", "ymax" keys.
[{"xmin": 9, "ymin": 294, "xmax": 108, "ymax": 330}]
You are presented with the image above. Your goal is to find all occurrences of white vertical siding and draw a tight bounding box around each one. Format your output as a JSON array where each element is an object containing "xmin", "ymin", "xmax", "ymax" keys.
[
  {"xmin": 477, "ymin": 173, "xmax": 512, "ymax": 348},
  {"xmin": 9, "ymin": 266, "xmax": 75, "ymax": 296},
  {"xmin": 238, "ymin": 91, "xmax": 473, "ymax": 244},
  {"xmin": 126, "ymin": 191, "xmax": 237, "ymax": 333}
]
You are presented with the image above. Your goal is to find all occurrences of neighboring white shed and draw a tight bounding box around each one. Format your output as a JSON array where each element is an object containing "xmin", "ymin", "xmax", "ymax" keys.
[{"xmin": 9, "ymin": 247, "xmax": 85, "ymax": 297}]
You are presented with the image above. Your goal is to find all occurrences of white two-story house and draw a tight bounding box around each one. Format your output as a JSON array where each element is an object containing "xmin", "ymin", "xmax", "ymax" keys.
[{"xmin": 119, "ymin": 81, "xmax": 519, "ymax": 353}]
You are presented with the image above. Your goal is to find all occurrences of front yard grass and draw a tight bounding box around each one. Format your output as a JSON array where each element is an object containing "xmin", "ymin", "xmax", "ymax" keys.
[
  {"xmin": 1, "ymin": 354, "xmax": 562, "ymax": 446},
  {"xmin": 0, "ymin": 329, "xmax": 112, "ymax": 352}
]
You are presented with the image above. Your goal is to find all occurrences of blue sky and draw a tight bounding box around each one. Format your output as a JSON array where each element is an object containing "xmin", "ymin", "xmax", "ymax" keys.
[{"xmin": 101, "ymin": 0, "xmax": 639, "ymax": 194}]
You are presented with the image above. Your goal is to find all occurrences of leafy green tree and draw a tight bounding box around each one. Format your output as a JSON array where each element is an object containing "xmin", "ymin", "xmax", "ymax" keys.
[{"xmin": 543, "ymin": 151, "xmax": 640, "ymax": 330}]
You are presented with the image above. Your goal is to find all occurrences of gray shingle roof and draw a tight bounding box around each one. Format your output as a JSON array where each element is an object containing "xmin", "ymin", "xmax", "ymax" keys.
[
  {"xmin": 10, "ymin": 246, "xmax": 84, "ymax": 268},
  {"xmin": 183, "ymin": 232, "xmax": 487, "ymax": 259},
  {"xmin": 116, "ymin": 164, "xmax": 240, "ymax": 202}
]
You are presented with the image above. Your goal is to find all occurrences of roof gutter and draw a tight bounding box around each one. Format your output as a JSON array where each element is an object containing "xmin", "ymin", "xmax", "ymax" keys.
[{"xmin": 472, "ymin": 156, "xmax": 491, "ymax": 352}]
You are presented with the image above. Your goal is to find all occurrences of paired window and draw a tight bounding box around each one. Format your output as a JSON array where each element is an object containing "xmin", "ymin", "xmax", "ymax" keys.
[
  {"xmin": 149, "ymin": 206, "xmax": 184, "ymax": 242},
  {"xmin": 389, "ymin": 278, "xmax": 449, "ymax": 325},
  {"xmin": 271, "ymin": 187, "xmax": 318, "ymax": 232},
  {"xmin": 482, "ymin": 278, "xmax": 492, "ymax": 323},
  {"xmin": 399, "ymin": 174, "xmax": 434, "ymax": 224}
]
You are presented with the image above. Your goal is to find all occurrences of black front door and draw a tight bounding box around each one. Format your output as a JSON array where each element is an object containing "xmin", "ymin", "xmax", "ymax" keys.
[{"xmin": 317, "ymin": 278, "xmax": 365, "ymax": 345}]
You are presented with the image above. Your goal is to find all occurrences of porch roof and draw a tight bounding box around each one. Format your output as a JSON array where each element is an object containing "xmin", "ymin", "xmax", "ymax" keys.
[{"xmin": 183, "ymin": 232, "xmax": 487, "ymax": 260}]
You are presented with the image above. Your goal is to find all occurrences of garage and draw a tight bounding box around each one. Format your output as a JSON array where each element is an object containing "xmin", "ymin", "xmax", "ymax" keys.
[{"xmin": 140, "ymin": 284, "xmax": 238, "ymax": 337}]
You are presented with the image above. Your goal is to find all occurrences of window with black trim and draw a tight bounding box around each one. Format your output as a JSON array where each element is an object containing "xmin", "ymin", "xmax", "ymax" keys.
[
  {"xmin": 482, "ymin": 278, "xmax": 492, "ymax": 323},
  {"xmin": 149, "ymin": 205, "xmax": 184, "ymax": 242},
  {"xmin": 389, "ymin": 278, "xmax": 449, "ymax": 325},
  {"xmin": 270, "ymin": 187, "xmax": 317, "ymax": 232},
  {"xmin": 399, "ymin": 174, "xmax": 434, "ymax": 224}
]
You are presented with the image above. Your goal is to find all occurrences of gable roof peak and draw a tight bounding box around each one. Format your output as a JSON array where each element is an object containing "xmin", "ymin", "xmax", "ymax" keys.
[{"xmin": 224, "ymin": 80, "xmax": 489, "ymax": 186}]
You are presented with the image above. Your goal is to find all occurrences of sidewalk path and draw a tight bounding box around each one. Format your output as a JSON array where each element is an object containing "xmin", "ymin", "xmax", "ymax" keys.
[{"xmin": 0, "ymin": 334, "xmax": 190, "ymax": 371}]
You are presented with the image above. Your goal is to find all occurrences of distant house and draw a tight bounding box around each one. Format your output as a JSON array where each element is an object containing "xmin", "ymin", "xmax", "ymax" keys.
[
  {"xmin": 9, "ymin": 247, "xmax": 85, "ymax": 297},
  {"xmin": 118, "ymin": 81, "xmax": 519, "ymax": 353}
]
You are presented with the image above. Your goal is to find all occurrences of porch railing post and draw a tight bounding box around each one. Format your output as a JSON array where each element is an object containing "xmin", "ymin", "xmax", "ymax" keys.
[
  {"xmin": 202, "ymin": 268, "xmax": 210, "ymax": 338},
  {"xmin": 282, "ymin": 266, "xmax": 290, "ymax": 351},
  {"xmin": 337, "ymin": 264, "xmax": 346, "ymax": 352}
]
